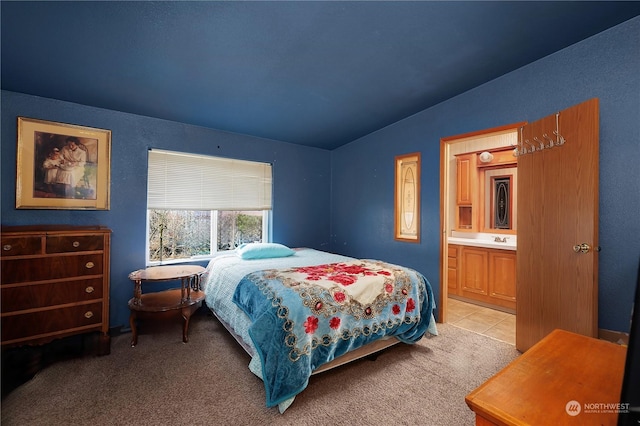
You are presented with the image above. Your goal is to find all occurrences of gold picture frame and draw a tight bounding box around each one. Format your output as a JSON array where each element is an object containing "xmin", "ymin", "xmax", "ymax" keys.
[
  {"xmin": 16, "ymin": 117, "xmax": 111, "ymax": 210},
  {"xmin": 394, "ymin": 152, "xmax": 420, "ymax": 242}
]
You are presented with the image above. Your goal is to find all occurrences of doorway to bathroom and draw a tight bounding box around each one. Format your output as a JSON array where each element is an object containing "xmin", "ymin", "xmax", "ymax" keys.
[
  {"xmin": 439, "ymin": 122, "xmax": 524, "ymax": 344},
  {"xmin": 439, "ymin": 99, "xmax": 600, "ymax": 351}
]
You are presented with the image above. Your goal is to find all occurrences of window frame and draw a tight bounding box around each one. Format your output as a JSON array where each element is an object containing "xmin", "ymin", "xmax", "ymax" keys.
[
  {"xmin": 145, "ymin": 149, "xmax": 273, "ymax": 266},
  {"xmin": 145, "ymin": 209, "xmax": 271, "ymax": 266}
]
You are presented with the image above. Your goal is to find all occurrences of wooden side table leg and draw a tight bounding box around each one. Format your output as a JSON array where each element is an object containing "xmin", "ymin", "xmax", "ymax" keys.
[
  {"xmin": 181, "ymin": 307, "xmax": 191, "ymax": 343},
  {"xmin": 180, "ymin": 301, "xmax": 202, "ymax": 343},
  {"xmin": 129, "ymin": 311, "xmax": 138, "ymax": 347}
]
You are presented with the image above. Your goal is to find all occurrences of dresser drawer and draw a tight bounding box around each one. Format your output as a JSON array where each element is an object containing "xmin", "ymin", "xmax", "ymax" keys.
[
  {"xmin": 1, "ymin": 302, "xmax": 103, "ymax": 343},
  {"xmin": 46, "ymin": 235, "xmax": 104, "ymax": 253},
  {"xmin": 1, "ymin": 278, "xmax": 104, "ymax": 313},
  {"xmin": 1, "ymin": 254, "xmax": 104, "ymax": 285},
  {"xmin": 1, "ymin": 236, "xmax": 42, "ymax": 256}
]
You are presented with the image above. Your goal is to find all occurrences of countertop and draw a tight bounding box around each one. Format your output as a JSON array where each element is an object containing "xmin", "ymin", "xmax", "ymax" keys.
[{"xmin": 448, "ymin": 232, "xmax": 516, "ymax": 250}]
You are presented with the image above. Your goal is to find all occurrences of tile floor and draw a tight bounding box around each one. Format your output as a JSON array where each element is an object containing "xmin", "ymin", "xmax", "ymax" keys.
[{"xmin": 447, "ymin": 298, "xmax": 516, "ymax": 345}]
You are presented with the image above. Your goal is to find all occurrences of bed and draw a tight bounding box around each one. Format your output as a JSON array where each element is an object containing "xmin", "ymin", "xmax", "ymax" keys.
[{"xmin": 202, "ymin": 244, "xmax": 438, "ymax": 412}]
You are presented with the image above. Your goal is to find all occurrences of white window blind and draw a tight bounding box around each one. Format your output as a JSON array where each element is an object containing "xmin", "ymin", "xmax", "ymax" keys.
[{"xmin": 147, "ymin": 149, "xmax": 272, "ymax": 210}]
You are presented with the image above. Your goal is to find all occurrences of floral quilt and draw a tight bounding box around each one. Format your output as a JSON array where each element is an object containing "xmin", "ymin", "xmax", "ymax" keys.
[{"xmin": 232, "ymin": 259, "xmax": 435, "ymax": 407}]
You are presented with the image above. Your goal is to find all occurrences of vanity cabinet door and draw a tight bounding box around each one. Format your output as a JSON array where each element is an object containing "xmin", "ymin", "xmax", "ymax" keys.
[
  {"xmin": 456, "ymin": 154, "xmax": 475, "ymax": 205},
  {"xmin": 456, "ymin": 246, "xmax": 516, "ymax": 312},
  {"xmin": 455, "ymin": 153, "xmax": 477, "ymax": 231},
  {"xmin": 447, "ymin": 245, "xmax": 460, "ymax": 295},
  {"xmin": 489, "ymin": 251, "xmax": 517, "ymax": 303},
  {"xmin": 461, "ymin": 248, "xmax": 488, "ymax": 296}
]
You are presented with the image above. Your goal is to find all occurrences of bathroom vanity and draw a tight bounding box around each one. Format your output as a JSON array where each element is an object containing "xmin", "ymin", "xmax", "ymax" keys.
[{"xmin": 448, "ymin": 240, "xmax": 516, "ymax": 312}]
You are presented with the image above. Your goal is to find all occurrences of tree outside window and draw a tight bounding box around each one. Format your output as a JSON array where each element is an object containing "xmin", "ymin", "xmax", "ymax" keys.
[{"xmin": 148, "ymin": 210, "xmax": 265, "ymax": 262}]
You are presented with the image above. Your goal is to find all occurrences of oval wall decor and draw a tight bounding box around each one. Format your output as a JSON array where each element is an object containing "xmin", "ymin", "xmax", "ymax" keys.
[
  {"xmin": 403, "ymin": 167, "xmax": 415, "ymax": 230},
  {"xmin": 394, "ymin": 152, "xmax": 420, "ymax": 242}
]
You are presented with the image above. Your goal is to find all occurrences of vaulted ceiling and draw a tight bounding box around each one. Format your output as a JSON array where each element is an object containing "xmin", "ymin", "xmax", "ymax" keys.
[{"xmin": 2, "ymin": 1, "xmax": 639, "ymax": 150}]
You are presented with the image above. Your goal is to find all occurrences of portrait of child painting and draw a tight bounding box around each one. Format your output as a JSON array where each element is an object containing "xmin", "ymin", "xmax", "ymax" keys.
[
  {"xmin": 16, "ymin": 117, "xmax": 111, "ymax": 210},
  {"xmin": 34, "ymin": 132, "xmax": 98, "ymax": 200}
]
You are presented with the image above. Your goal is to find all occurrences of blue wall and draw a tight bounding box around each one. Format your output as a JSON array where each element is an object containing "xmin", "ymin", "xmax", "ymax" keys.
[
  {"xmin": 0, "ymin": 93, "xmax": 333, "ymax": 329},
  {"xmin": 2, "ymin": 17, "xmax": 638, "ymax": 334},
  {"xmin": 330, "ymin": 17, "xmax": 640, "ymax": 333}
]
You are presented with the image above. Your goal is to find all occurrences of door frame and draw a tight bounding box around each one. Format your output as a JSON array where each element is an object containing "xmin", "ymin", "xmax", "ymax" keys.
[{"xmin": 438, "ymin": 122, "xmax": 526, "ymax": 323}]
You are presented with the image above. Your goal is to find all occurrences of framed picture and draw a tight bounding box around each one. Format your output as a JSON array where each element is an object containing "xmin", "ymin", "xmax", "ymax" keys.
[
  {"xmin": 16, "ymin": 117, "xmax": 111, "ymax": 210},
  {"xmin": 394, "ymin": 152, "xmax": 420, "ymax": 242}
]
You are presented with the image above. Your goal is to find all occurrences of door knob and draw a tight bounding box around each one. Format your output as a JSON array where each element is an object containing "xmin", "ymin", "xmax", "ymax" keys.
[{"xmin": 573, "ymin": 243, "xmax": 592, "ymax": 253}]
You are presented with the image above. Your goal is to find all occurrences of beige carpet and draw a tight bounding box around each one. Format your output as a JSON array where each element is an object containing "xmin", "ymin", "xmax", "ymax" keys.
[{"xmin": 1, "ymin": 313, "xmax": 519, "ymax": 425}]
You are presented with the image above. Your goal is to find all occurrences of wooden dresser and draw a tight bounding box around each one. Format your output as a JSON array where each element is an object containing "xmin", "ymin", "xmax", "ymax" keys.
[
  {"xmin": 1, "ymin": 225, "xmax": 111, "ymax": 355},
  {"xmin": 466, "ymin": 329, "xmax": 627, "ymax": 425}
]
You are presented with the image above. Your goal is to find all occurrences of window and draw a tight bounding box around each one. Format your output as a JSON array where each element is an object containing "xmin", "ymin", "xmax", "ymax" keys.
[{"xmin": 146, "ymin": 149, "xmax": 272, "ymax": 264}]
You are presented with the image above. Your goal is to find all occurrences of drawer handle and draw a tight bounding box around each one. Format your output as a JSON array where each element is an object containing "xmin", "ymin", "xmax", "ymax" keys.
[
  {"xmin": 72, "ymin": 241, "xmax": 80, "ymax": 248},
  {"xmin": 85, "ymin": 262, "xmax": 95, "ymax": 269},
  {"xmin": 85, "ymin": 286, "xmax": 95, "ymax": 293},
  {"xmin": 84, "ymin": 311, "xmax": 94, "ymax": 319},
  {"xmin": 3, "ymin": 244, "xmax": 11, "ymax": 251}
]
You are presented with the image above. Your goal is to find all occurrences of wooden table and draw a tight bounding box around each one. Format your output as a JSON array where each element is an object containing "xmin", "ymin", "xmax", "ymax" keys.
[
  {"xmin": 128, "ymin": 265, "xmax": 206, "ymax": 346},
  {"xmin": 465, "ymin": 329, "xmax": 627, "ymax": 426}
]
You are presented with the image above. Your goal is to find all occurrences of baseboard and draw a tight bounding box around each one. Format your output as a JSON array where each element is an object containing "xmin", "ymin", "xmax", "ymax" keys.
[{"xmin": 599, "ymin": 328, "xmax": 629, "ymax": 346}]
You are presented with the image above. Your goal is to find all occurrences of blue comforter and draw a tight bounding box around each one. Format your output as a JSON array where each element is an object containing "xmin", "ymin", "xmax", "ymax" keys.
[{"xmin": 232, "ymin": 259, "xmax": 435, "ymax": 407}]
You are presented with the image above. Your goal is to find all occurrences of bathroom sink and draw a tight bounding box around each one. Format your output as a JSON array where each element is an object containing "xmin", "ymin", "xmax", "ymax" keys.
[{"xmin": 448, "ymin": 233, "xmax": 516, "ymax": 250}]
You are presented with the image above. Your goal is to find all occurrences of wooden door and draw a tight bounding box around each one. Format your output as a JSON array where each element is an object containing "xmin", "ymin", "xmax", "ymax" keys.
[{"xmin": 516, "ymin": 98, "xmax": 599, "ymax": 352}]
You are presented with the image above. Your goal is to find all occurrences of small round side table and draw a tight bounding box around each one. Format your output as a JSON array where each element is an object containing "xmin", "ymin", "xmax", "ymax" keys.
[{"xmin": 127, "ymin": 265, "xmax": 206, "ymax": 346}]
